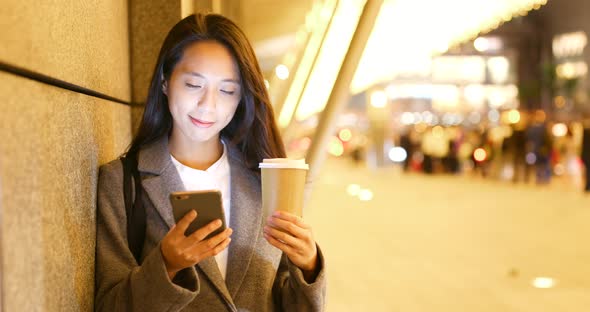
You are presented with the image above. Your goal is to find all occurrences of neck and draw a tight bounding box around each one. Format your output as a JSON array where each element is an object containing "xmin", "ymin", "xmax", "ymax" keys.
[{"xmin": 168, "ymin": 133, "xmax": 223, "ymax": 171}]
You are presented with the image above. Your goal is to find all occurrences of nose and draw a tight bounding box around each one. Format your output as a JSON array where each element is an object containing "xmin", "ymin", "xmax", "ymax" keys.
[{"xmin": 198, "ymin": 86, "xmax": 216, "ymax": 112}]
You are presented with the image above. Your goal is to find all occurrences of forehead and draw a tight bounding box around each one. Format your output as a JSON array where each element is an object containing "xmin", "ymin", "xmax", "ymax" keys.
[{"xmin": 175, "ymin": 40, "xmax": 240, "ymax": 80}]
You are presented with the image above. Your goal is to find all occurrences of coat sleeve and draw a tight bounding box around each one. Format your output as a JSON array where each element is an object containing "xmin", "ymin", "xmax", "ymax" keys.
[
  {"xmin": 94, "ymin": 161, "xmax": 200, "ymax": 312},
  {"xmin": 273, "ymin": 244, "xmax": 327, "ymax": 311}
]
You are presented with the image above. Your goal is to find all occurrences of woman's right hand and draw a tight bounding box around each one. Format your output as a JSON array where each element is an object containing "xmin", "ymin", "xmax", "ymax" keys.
[{"xmin": 160, "ymin": 210, "xmax": 232, "ymax": 279}]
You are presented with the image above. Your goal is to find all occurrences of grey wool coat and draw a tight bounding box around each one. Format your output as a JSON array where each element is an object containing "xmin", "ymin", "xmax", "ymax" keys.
[{"xmin": 95, "ymin": 136, "xmax": 326, "ymax": 311}]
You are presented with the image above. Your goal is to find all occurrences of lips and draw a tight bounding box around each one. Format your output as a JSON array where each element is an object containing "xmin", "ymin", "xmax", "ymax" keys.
[{"xmin": 189, "ymin": 116, "xmax": 215, "ymax": 128}]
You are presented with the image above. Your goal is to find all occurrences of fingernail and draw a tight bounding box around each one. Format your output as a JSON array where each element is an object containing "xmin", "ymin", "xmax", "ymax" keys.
[{"xmin": 273, "ymin": 211, "xmax": 281, "ymax": 216}]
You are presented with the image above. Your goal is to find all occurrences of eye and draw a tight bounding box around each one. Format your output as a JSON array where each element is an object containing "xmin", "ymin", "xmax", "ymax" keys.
[
  {"xmin": 186, "ymin": 83, "xmax": 202, "ymax": 89},
  {"xmin": 220, "ymin": 90, "xmax": 235, "ymax": 95}
]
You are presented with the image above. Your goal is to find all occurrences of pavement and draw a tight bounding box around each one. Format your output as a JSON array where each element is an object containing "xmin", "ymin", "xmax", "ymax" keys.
[{"xmin": 304, "ymin": 158, "xmax": 590, "ymax": 312}]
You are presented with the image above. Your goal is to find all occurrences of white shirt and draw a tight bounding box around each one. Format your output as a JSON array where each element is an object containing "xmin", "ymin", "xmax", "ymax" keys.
[{"xmin": 170, "ymin": 142, "xmax": 231, "ymax": 280}]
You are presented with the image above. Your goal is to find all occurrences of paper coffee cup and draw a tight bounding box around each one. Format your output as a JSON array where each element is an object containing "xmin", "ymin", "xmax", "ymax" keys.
[{"xmin": 259, "ymin": 158, "xmax": 309, "ymax": 217}]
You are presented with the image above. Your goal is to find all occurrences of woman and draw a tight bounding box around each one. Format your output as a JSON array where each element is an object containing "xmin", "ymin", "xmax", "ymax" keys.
[{"xmin": 95, "ymin": 13, "xmax": 326, "ymax": 311}]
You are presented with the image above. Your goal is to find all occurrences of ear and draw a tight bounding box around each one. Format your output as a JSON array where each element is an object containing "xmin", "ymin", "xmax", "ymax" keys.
[{"xmin": 162, "ymin": 80, "xmax": 168, "ymax": 96}]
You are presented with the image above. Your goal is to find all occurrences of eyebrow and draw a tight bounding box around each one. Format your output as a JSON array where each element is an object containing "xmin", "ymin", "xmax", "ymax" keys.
[{"xmin": 184, "ymin": 72, "xmax": 240, "ymax": 84}]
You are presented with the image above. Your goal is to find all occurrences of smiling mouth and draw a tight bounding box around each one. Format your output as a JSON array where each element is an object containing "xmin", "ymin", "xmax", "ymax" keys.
[{"xmin": 189, "ymin": 116, "xmax": 215, "ymax": 128}]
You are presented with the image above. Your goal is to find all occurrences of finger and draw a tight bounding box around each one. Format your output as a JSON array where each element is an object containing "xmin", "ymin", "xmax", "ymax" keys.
[
  {"xmin": 267, "ymin": 216, "xmax": 308, "ymax": 239},
  {"xmin": 178, "ymin": 220, "xmax": 223, "ymax": 251},
  {"xmin": 263, "ymin": 225, "xmax": 299, "ymax": 248},
  {"xmin": 271, "ymin": 211, "xmax": 310, "ymax": 229},
  {"xmin": 188, "ymin": 219, "xmax": 224, "ymax": 243},
  {"xmin": 187, "ymin": 237, "xmax": 232, "ymax": 262},
  {"xmin": 211, "ymin": 237, "xmax": 232, "ymax": 256},
  {"xmin": 172, "ymin": 210, "xmax": 197, "ymax": 236},
  {"xmin": 200, "ymin": 227, "xmax": 233, "ymax": 251},
  {"xmin": 264, "ymin": 232, "xmax": 295, "ymax": 254}
]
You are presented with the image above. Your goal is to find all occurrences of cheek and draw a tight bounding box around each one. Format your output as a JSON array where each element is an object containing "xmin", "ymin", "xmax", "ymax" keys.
[
  {"xmin": 221, "ymin": 99, "xmax": 240, "ymax": 121},
  {"xmin": 168, "ymin": 92, "xmax": 192, "ymax": 116},
  {"xmin": 167, "ymin": 98, "xmax": 182, "ymax": 120}
]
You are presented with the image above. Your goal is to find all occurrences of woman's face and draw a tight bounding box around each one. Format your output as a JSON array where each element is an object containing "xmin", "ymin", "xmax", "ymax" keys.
[{"xmin": 165, "ymin": 40, "xmax": 242, "ymax": 146}]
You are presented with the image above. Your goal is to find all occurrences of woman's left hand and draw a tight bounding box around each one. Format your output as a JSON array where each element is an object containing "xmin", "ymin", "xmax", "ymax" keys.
[{"xmin": 263, "ymin": 211, "xmax": 318, "ymax": 273}]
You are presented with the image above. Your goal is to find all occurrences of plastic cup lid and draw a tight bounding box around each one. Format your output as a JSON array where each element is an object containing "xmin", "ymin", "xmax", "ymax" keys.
[{"xmin": 258, "ymin": 158, "xmax": 309, "ymax": 170}]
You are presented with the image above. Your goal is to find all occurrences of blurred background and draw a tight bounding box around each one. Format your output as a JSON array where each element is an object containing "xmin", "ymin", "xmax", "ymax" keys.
[{"xmin": 1, "ymin": 0, "xmax": 589, "ymax": 311}]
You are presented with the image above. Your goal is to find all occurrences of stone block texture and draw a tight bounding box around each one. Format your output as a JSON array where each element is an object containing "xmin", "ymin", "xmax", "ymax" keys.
[
  {"xmin": 0, "ymin": 72, "xmax": 131, "ymax": 311},
  {"xmin": 0, "ymin": 0, "xmax": 131, "ymax": 101},
  {"xmin": 0, "ymin": 1, "xmax": 132, "ymax": 311}
]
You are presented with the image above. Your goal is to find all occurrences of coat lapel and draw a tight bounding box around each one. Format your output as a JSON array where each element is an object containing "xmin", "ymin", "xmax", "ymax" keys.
[
  {"xmin": 197, "ymin": 258, "xmax": 233, "ymax": 305},
  {"xmin": 137, "ymin": 136, "xmax": 234, "ymax": 305},
  {"xmin": 224, "ymin": 143, "xmax": 263, "ymax": 298},
  {"xmin": 138, "ymin": 139, "xmax": 182, "ymax": 229}
]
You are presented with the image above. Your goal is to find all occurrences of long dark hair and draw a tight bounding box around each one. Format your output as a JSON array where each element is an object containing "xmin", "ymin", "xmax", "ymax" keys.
[{"xmin": 128, "ymin": 13, "xmax": 286, "ymax": 171}]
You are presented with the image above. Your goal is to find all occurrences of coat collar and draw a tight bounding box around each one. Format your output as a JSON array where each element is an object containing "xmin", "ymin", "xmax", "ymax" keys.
[
  {"xmin": 136, "ymin": 136, "xmax": 262, "ymax": 303},
  {"xmin": 137, "ymin": 136, "xmax": 183, "ymax": 229}
]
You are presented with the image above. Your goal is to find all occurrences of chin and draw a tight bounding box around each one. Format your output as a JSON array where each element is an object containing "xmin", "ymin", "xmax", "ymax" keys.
[{"xmin": 188, "ymin": 132, "xmax": 219, "ymax": 143}]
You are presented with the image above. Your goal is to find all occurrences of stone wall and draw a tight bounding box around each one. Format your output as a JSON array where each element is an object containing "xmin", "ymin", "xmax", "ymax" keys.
[{"xmin": 0, "ymin": 1, "xmax": 132, "ymax": 311}]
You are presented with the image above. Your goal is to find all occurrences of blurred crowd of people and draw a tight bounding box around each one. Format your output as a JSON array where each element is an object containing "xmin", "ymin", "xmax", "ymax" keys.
[{"xmin": 388, "ymin": 112, "xmax": 590, "ymax": 193}]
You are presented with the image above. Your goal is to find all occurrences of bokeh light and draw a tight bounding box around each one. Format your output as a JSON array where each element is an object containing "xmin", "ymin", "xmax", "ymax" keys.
[
  {"xmin": 328, "ymin": 137, "xmax": 344, "ymax": 156},
  {"xmin": 388, "ymin": 147, "xmax": 408, "ymax": 162},
  {"xmin": 358, "ymin": 189, "xmax": 374, "ymax": 201},
  {"xmin": 275, "ymin": 64, "xmax": 290, "ymax": 80},
  {"xmin": 346, "ymin": 184, "xmax": 361, "ymax": 196},
  {"xmin": 552, "ymin": 123, "xmax": 568, "ymax": 137},
  {"xmin": 338, "ymin": 128, "xmax": 353, "ymax": 142},
  {"xmin": 532, "ymin": 277, "xmax": 555, "ymax": 289},
  {"xmin": 370, "ymin": 90, "xmax": 387, "ymax": 108},
  {"xmin": 488, "ymin": 109, "xmax": 500, "ymax": 123},
  {"xmin": 401, "ymin": 112, "xmax": 415, "ymax": 125},
  {"xmin": 526, "ymin": 152, "xmax": 537, "ymax": 165},
  {"xmin": 508, "ymin": 109, "xmax": 521, "ymax": 124},
  {"xmin": 473, "ymin": 148, "xmax": 487, "ymax": 162}
]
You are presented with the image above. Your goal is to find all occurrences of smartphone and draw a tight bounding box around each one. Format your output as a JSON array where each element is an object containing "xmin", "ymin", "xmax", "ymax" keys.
[{"xmin": 169, "ymin": 190, "xmax": 227, "ymax": 238}]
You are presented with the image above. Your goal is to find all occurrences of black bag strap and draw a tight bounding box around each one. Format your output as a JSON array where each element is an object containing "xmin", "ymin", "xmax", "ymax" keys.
[{"xmin": 121, "ymin": 151, "xmax": 146, "ymax": 264}]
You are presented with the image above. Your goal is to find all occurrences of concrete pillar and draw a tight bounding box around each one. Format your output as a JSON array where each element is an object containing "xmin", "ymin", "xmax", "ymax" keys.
[
  {"xmin": 129, "ymin": 0, "xmax": 183, "ymax": 133},
  {"xmin": 305, "ymin": 0, "xmax": 383, "ymax": 203}
]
